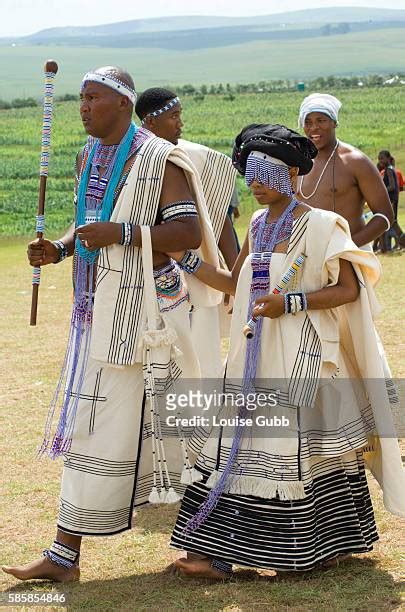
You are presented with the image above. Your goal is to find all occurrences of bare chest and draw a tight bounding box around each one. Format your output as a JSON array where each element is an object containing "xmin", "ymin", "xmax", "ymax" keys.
[{"xmin": 297, "ymin": 160, "xmax": 363, "ymax": 219}]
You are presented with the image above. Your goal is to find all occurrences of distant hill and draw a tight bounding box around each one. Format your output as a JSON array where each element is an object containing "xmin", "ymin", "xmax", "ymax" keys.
[
  {"xmin": 2, "ymin": 6, "xmax": 405, "ymax": 44},
  {"xmin": 1, "ymin": 8, "xmax": 405, "ymax": 101},
  {"xmin": 9, "ymin": 21, "xmax": 404, "ymax": 52}
]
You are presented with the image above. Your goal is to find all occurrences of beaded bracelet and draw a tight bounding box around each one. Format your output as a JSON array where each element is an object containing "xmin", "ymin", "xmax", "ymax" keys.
[
  {"xmin": 52, "ymin": 239, "xmax": 68, "ymax": 263},
  {"xmin": 178, "ymin": 250, "xmax": 202, "ymax": 274},
  {"xmin": 284, "ymin": 292, "xmax": 308, "ymax": 315},
  {"xmin": 120, "ymin": 222, "xmax": 133, "ymax": 247}
]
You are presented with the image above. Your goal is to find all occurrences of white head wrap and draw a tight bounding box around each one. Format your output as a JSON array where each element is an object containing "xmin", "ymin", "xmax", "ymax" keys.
[
  {"xmin": 81, "ymin": 71, "xmax": 137, "ymax": 105},
  {"xmin": 298, "ymin": 93, "xmax": 342, "ymax": 128}
]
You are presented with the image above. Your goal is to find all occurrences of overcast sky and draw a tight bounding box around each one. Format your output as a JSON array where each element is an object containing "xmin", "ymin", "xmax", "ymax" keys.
[{"xmin": 3, "ymin": 0, "xmax": 405, "ymax": 37}]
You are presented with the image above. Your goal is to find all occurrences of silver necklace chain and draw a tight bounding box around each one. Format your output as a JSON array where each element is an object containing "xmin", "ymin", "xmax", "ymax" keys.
[{"xmin": 299, "ymin": 140, "xmax": 339, "ymax": 200}]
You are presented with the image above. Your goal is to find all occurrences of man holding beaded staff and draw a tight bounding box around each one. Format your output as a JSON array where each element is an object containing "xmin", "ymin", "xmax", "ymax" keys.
[{"xmin": 3, "ymin": 66, "xmax": 221, "ymax": 582}]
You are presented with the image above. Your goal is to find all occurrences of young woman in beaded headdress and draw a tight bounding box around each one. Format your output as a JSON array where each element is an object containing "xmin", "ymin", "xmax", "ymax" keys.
[{"xmin": 166, "ymin": 123, "xmax": 405, "ymax": 579}]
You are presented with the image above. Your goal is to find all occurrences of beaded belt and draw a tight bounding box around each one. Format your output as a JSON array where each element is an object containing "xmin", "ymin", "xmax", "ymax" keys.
[{"xmin": 153, "ymin": 260, "xmax": 189, "ymax": 312}]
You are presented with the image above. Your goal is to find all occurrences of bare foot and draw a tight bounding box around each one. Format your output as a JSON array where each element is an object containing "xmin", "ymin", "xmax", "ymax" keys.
[
  {"xmin": 319, "ymin": 554, "xmax": 352, "ymax": 569},
  {"xmin": 2, "ymin": 557, "xmax": 80, "ymax": 582},
  {"xmin": 174, "ymin": 557, "xmax": 231, "ymax": 580}
]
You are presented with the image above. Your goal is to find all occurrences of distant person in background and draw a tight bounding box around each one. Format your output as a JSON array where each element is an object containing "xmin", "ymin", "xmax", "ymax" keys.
[
  {"xmin": 378, "ymin": 150, "xmax": 399, "ymax": 216},
  {"xmin": 391, "ymin": 157, "xmax": 404, "ymax": 192},
  {"xmin": 136, "ymin": 87, "xmax": 239, "ymax": 377},
  {"xmin": 297, "ymin": 93, "xmax": 393, "ymax": 250},
  {"xmin": 377, "ymin": 150, "xmax": 403, "ymax": 251}
]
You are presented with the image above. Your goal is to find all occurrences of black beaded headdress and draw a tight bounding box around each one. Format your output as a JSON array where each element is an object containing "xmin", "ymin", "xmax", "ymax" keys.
[{"xmin": 232, "ymin": 123, "xmax": 318, "ymax": 176}]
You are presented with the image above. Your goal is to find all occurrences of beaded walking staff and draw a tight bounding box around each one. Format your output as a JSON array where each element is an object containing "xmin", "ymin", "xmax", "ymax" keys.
[{"xmin": 30, "ymin": 60, "xmax": 58, "ymax": 326}]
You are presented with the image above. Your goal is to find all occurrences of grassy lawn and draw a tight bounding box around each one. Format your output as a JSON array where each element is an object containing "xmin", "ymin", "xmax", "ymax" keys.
[{"xmin": 0, "ymin": 209, "xmax": 404, "ymax": 610}]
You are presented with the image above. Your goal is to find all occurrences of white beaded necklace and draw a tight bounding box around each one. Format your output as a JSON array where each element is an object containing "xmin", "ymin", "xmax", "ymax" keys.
[{"xmin": 299, "ymin": 140, "xmax": 339, "ymax": 200}]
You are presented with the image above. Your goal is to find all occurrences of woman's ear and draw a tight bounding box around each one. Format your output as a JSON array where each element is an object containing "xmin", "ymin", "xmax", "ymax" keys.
[
  {"xmin": 289, "ymin": 166, "xmax": 299, "ymax": 180},
  {"xmin": 289, "ymin": 166, "xmax": 299, "ymax": 192}
]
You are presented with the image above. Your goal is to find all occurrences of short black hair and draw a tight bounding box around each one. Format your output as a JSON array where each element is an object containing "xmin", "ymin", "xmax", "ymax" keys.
[{"xmin": 135, "ymin": 87, "xmax": 178, "ymax": 120}]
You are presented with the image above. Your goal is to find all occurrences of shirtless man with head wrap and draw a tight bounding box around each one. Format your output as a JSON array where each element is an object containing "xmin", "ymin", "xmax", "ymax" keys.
[{"xmin": 297, "ymin": 93, "xmax": 393, "ymax": 248}]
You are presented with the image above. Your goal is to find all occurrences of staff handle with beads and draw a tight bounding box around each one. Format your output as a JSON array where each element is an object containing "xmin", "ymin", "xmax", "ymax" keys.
[{"xmin": 30, "ymin": 60, "xmax": 58, "ymax": 326}]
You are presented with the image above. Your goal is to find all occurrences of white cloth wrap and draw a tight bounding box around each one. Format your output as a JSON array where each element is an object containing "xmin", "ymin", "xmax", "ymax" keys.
[{"xmin": 298, "ymin": 93, "xmax": 342, "ymax": 127}]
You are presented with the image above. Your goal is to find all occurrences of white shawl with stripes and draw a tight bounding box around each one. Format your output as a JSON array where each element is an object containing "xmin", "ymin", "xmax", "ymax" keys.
[
  {"xmin": 191, "ymin": 208, "xmax": 405, "ymax": 515},
  {"xmin": 90, "ymin": 136, "xmax": 221, "ymax": 366},
  {"xmin": 178, "ymin": 139, "xmax": 237, "ymax": 242}
]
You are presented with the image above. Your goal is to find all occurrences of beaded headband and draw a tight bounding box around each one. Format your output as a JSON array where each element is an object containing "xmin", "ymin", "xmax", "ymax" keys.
[
  {"xmin": 142, "ymin": 97, "xmax": 180, "ymax": 123},
  {"xmin": 81, "ymin": 72, "xmax": 137, "ymax": 105}
]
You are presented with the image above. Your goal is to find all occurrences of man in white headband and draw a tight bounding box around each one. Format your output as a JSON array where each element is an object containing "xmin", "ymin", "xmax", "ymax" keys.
[
  {"xmin": 136, "ymin": 87, "xmax": 239, "ymax": 379},
  {"xmin": 5, "ymin": 66, "xmax": 221, "ymax": 582},
  {"xmin": 297, "ymin": 92, "xmax": 393, "ymax": 249}
]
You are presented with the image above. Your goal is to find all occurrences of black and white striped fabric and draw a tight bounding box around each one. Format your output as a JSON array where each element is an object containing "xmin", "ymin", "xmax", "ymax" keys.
[
  {"xmin": 169, "ymin": 207, "xmax": 405, "ymax": 564},
  {"xmin": 58, "ymin": 282, "xmax": 197, "ymax": 536},
  {"xmin": 171, "ymin": 452, "xmax": 378, "ymax": 571}
]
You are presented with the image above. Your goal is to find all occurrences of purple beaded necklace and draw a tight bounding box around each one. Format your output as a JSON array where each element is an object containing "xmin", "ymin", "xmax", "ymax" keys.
[{"xmin": 184, "ymin": 197, "xmax": 298, "ymax": 534}]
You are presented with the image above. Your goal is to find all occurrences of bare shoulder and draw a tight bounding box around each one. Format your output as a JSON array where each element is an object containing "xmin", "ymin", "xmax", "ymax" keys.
[
  {"xmin": 339, "ymin": 141, "xmax": 373, "ymax": 166},
  {"xmin": 164, "ymin": 160, "xmax": 185, "ymax": 180},
  {"xmin": 294, "ymin": 202, "xmax": 312, "ymax": 217},
  {"xmin": 338, "ymin": 141, "xmax": 378, "ymax": 176},
  {"xmin": 161, "ymin": 160, "xmax": 192, "ymax": 204}
]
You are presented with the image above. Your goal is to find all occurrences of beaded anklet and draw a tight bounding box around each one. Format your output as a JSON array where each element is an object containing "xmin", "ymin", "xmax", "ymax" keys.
[
  {"xmin": 43, "ymin": 540, "xmax": 80, "ymax": 570},
  {"xmin": 211, "ymin": 558, "xmax": 233, "ymax": 575}
]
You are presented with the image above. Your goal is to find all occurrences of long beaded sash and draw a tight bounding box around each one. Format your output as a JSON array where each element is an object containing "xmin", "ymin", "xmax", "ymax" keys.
[{"xmin": 39, "ymin": 126, "xmax": 148, "ymax": 458}]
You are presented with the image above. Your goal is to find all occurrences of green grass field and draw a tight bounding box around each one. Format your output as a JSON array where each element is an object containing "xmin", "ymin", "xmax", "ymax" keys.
[
  {"xmin": 0, "ymin": 84, "xmax": 404, "ymax": 610},
  {"xmin": 1, "ymin": 87, "xmax": 405, "ymax": 237},
  {"xmin": 1, "ymin": 28, "xmax": 405, "ymax": 100},
  {"xmin": 0, "ymin": 229, "xmax": 404, "ymax": 610}
]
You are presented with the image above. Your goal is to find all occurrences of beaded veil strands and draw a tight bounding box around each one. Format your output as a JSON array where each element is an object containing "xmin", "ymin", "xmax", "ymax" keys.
[
  {"xmin": 30, "ymin": 60, "xmax": 58, "ymax": 326},
  {"xmin": 245, "ymin": 151, "xmax": 293, "ymax": 197}
]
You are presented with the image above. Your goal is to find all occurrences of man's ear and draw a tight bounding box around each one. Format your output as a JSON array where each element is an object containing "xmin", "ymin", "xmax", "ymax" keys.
[
  {"xmin": 144, "ymin": 116, "xmax": 154, "ymax": 130},
  {"xmin": 118, "ymin": 96, "xmax": 133, "ymax": 114}
]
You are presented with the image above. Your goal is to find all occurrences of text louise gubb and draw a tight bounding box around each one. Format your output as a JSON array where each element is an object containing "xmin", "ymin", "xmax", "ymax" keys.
[{"xmin": 166, "ymin": 415, "xmax": 290, "ymax": 428}]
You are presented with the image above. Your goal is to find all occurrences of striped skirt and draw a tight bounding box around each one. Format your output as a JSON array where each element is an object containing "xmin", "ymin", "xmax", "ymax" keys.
[{"xmin": 171, "ymin": 450, "xmax": 378, "ymax": 571}]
